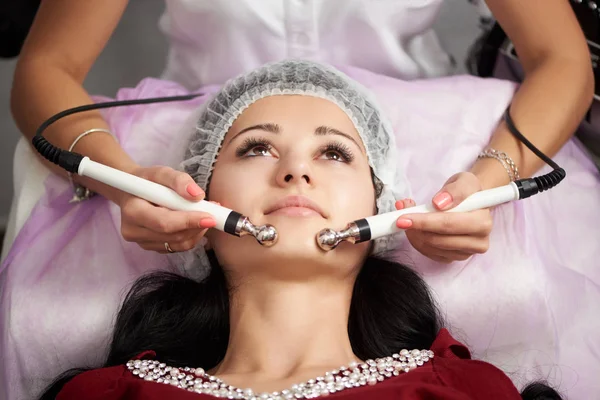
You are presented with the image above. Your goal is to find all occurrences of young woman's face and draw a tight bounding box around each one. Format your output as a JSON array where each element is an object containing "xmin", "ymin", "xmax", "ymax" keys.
[{"xmin": 206, "ymin": 95, "xmax": 377, "ymax": 278}]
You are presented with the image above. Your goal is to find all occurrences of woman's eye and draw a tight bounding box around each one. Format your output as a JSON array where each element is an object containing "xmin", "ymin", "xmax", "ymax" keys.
[
  {"xmin": 245, "ymin": 145, "xmax": 273, "ymax": 157},
  {"xmin": 317, "ymin": 142, "xmax": 354, "ymax": 163},
  {"xmin": 323, "ymin": 151, "xmax": 345, "ymax": 162}
]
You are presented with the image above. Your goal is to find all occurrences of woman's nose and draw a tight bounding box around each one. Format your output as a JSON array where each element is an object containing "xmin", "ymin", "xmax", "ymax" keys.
[{"xmin": 275, "ymin": 157, "xmax": 312, "ymax": 187}]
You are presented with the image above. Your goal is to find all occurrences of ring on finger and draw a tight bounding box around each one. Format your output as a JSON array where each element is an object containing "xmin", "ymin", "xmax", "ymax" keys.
[{"xmin": 164, "ymin": 242, "xmax": 175, "ymax": 253}]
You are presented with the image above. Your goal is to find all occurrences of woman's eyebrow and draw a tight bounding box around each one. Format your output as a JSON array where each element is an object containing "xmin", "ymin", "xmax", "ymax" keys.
[
  {"xmin": 314, "ymin": 126, "xmax": 363, "ymax": 151},
  {"xmin": 228, "ymin": 123, "xmax": 363, "ymax": 151},
  {"xmin": 229, "ymin": 123, "xmax": 281, "ymax": 144}
]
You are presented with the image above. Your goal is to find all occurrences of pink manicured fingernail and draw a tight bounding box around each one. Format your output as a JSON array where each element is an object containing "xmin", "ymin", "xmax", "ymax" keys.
[
  {"xmin": 395, "ymin": 200, "xmax": 404, "ymax": 210},
  {"xmin": 187, "ymin": 183, "xmax": 203, "ymax": 197},
  {"xmin": 199, "ymin": 217, "xmax": 216, "ymax": 229},
  {"xmin": 209, "ymin": 201, "xmax": 221, "ymax": 206},
  {"xmin": 433, "ymin": 192, "xmax": 452, "ymax": 210},
  {"xmin": 396, "ymin": 218, "xmax": 413, "ymax": 229}
]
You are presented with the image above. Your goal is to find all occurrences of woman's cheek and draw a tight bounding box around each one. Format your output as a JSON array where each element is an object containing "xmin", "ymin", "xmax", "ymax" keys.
[
  {"xmin": 208, "ymin": 161, "xmax": 272, "ymax": 209},
  {"xmin": 326, "ymin": 168, "xmax": 376, "ymax": 220}
]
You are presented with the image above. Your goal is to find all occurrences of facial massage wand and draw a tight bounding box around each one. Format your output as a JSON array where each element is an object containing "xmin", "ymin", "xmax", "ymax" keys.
[
  {"xmin": 76, "ymin": 157, "xmax": 278, "ymax": 246},
  {"xmin": 317, "ymin": 181, "xmax": 523, "ymax": 250},
  {"xmin": 30, "ymin": 94, "xmax": 278, "ymax": 247},
  {"xmin": 316, "ymin": 104, "xmax": 567, "ymax": 251}
]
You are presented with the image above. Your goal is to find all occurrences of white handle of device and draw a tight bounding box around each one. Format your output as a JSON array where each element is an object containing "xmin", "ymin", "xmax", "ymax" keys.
[
  {"xmin": 365, "ymin": 183, "xmax": 520, "ymax": 240},
  {"xmin": 78, "ymin": 157, "xmax": 231, "ymax": 231}
]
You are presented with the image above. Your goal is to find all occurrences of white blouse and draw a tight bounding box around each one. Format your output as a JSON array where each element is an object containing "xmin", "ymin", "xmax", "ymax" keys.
[{"xmin": 158, "ymin": 0, "xmax": 460, "ymax": 88}]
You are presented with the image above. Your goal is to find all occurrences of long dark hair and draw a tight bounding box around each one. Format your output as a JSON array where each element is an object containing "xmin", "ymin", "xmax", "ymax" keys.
[{"xmin": 40, "ymin": 251, "xmax": 561, "ymax": 399}]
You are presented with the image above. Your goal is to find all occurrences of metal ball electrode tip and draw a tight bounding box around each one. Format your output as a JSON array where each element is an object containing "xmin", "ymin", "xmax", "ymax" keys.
[
  {"xmin": 316, "ymin": 228, "xmax": 342, "ymax": 251},
  {"xmin": 255, "ymin": 224, "xmax": 278, "ymax": 247},
  {"xmin": 316, "ymin": 222, "xmax": 362, "ymax": 251},
  {"xmin": 236, "ymin": 217, "xmax": 279, "ymax": 246}
]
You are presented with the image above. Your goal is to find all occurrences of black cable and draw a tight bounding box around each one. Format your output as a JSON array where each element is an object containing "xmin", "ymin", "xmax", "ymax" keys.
[
  {"xmin": 503, "ymin": 107, "xmax": 560, "ymax": 170},
  {"xmin": 32, "ymin": 92, "xmax": 205, "ymax": 173},
  {"xmin": 31, "ymin": 93, "xmax": 565, "ymax": 202},
  {"xmin": 503, "ymin": 107, "xmax": 566, "ymax": 199},
  {"xmin": 34, "ymin": 93, "xmax": 205, "ymax": 137}
]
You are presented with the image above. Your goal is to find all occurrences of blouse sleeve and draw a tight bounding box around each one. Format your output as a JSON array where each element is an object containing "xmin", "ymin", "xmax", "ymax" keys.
[
  {"xmin": 57, "ymin": 351, "xmax": 157, "ymax": 400},
  {"xmin": 56, "ymin": 366, "xmax": 129, "ymax": 400},
  {"xmin": 429, "ymin": 329, "xmax": 521, "ymax": 399},
  {"xmin": 433, "ymin": 358, "xmax": 522, "ymax": 399}
]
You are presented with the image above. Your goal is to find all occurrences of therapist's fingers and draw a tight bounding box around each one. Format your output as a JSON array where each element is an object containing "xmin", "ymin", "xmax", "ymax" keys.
[
  {"xmin": 395, "ymin": 198, "xmax": 415, "ymax": 229},
  {"xmin": 142, "ymin": 207, "xmax": 216, "ymax": 233},
  {"xmin": 134, "ymin": 166, "xmax": 206, "ymax": 201},
  {"xmin": 412, "ymin": 241, "xmax": 455, "ymax": 264},
  {"xmin": 122, "ymin": 224, "xmax": 205, "ymax": 244},
  {"xmin": 414, "ymin": 231, "xmax": 490, "ymax": 254},
  {"xmin": 122, "ymin": 197, "xmax": 216, "ymax": 233},
  {"xmin": 139, "ymin": 230, "xmax": 208, "ymax": 253},
  {"xmin": 432, "ymin": 172, "xmax": 483, "ymax": 211},
  {"xmin": 398, "ymin": 209, "xmax": 492, "ymax": 236},
  {"xmin": 395, "ymin": 198, "xmax": 414, "ymax": 211},
  {"xmin": 409, "ymin": 239, "xmax": 474, "ymax": 264},
  {"xmin": 398, "ymin": 189, "xmax": 493, "ymax": 262}
]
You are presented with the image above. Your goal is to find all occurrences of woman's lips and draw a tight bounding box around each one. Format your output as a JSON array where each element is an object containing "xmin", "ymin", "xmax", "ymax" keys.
[
  {"xmin": 264, "ymin": 195, "xmax": 326, "ymax": 218},
  {"xmin": 267, "ymin": 206, "xmax": 322, "ymax": 217}
]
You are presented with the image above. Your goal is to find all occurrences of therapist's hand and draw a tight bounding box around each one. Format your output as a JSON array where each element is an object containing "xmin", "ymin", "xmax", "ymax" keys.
[
  {"xmin": 395, "ymin": 172, "xmax": 493, "ymax": 263},
  {"xmin": 117, "ymin": 166, "xmax": 216, "ymax": 253}
]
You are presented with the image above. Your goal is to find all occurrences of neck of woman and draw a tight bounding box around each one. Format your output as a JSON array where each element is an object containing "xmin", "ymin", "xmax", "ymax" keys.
[{"xmin": 208, "ymin": 273, "xmax": 361, "ymax": 392}]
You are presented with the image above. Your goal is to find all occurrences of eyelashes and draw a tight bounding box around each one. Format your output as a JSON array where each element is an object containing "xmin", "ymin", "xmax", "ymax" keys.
[
  {"xmin": 235, "ymin": 137, "xmax": 355, "ymax": 163},
  {"xmin": 235, "ymin": 137, "xmax": 273, "ymax": 158},
  {"xmin": 319, "ymin": 142, "xmax": 354, "ymax": 163}
]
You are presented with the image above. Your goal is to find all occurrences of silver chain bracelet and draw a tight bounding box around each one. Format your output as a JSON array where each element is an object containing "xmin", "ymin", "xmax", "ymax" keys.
[{"xmin": 477, "ymin": 148, "xmax": 520, "ymax": 182}]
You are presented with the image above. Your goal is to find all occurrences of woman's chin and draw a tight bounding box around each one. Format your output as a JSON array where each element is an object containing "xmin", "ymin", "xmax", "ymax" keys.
[
  {"xmin": 262, "ymin": 217, "xmax": 333, "ymax": 251},
  {"xmin": 261, "ymin": 214, "xmax": 347, "ymax": 237},
  {"xmin": 211, "ymin": 216, "xmax": 368, "ymax": 279},
  {"xmin": 249, "ymin": 228, "xmax": 364, "ymax": 278}
]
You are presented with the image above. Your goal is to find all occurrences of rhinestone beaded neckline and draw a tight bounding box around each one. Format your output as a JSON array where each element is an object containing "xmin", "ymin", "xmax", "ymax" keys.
[{"xmin": 127, "ymin": 348, "xmax": 434, "ymax": 399}]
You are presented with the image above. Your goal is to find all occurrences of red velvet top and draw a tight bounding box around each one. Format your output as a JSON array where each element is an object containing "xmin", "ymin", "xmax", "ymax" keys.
[{"xmin": 57, "ymin": 329, "xmax": 521, "ymax": 399}]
